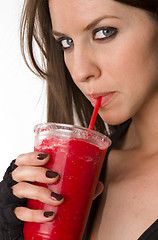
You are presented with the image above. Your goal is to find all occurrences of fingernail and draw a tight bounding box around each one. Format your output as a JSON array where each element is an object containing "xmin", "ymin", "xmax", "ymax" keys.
[
  {"xmin": 37, "ymin": 153, "xmax": 48, "ymax": 160},
  {"xmin": 46, "ymin": 170, "xmax": 58, "ymax": 178},
  {"xmin": 44, "ymin": 211, "xmax": 55, "ymax": 218},
  {"xmin": 51, "ymin": 192, "xmax": 63, "ymax": 201}
]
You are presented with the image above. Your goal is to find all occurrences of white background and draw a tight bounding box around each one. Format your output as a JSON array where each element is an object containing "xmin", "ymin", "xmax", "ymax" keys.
[{"xmin": 0, "ymin": 1, "xmax": 47, "ymax": 180}]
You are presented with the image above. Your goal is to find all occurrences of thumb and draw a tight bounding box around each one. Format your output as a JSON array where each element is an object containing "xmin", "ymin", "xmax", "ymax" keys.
[{"xmin": 93, "ymin": 181, "xmax": 104, "ymax": 200}]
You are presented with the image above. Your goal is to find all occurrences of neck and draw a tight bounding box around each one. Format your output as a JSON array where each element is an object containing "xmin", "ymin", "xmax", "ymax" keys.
[{"xmin": 124, "ymin": 92, "xmax": 158, "ymax": 152}]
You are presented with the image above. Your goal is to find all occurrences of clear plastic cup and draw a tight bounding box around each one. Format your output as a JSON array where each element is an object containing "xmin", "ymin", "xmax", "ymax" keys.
[{"xmin": 23, "ymin": 123, "xmax": 111, "ymax": 240}]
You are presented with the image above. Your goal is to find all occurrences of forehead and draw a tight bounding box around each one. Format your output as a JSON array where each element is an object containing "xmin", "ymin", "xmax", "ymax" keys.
[
  {"xmin": 49, "ymin": 0, "xmax": 129, "ymax": 27},
  {"xmin": 48, "ymin": 0, "xmax": 156, "ymax": 35}
]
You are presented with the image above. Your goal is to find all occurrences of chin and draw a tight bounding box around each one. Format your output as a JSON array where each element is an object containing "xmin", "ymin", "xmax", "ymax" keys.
[{"xmin": 99, "ymin": 111, "xmax": 131, "ymax": 126}]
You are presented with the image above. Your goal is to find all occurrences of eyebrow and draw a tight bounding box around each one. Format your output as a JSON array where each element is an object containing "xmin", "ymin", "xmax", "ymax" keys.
[
  {"xmin": 52, "ymin": 15, "xmax": 119, "ymax": 37},
  {"xmin": 84, "ymin": 15, "xmax": 119, "ymax": 31}
]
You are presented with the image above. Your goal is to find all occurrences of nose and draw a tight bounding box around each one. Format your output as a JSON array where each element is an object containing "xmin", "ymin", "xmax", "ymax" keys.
[{"xmin": 65, "ymin": 45, "xmax": 101, "ymax": 83}]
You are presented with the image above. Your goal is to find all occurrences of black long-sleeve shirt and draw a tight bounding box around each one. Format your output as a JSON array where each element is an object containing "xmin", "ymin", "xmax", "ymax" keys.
[{"xmin": 0, "ymin": 161, "xmax": 25, "ymax": 239}]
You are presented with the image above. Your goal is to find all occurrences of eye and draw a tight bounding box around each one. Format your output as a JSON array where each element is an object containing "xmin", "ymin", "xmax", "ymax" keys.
[
  {"xmin": 58, "ymin": 37, "xmax": 74, "ymax": 50},
  {"xmin": 93, "ymin": 27, "xmax": 118, "ymax": 40}
]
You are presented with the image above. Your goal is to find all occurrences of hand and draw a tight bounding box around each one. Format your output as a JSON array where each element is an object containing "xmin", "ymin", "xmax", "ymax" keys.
[{"xmin": 12, "ymin": 152, "xmax": 64, "ymax": 223}]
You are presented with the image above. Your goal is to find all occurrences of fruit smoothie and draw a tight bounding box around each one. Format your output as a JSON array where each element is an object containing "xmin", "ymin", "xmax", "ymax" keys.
[{"xmin": 23, "ymin": 123, "xmax": 111, "ymax": 240}]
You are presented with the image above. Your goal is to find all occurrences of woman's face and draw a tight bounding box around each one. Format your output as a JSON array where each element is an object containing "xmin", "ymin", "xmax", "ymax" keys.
[{"xmin": 49, "ymin": 0, "xmax": 158, "ymax": 125}]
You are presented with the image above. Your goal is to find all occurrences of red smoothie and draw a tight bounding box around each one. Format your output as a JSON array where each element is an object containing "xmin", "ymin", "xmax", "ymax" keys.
[{"xmin": 23, "ymin": 124, "xmax": 111, "ymax": 240}]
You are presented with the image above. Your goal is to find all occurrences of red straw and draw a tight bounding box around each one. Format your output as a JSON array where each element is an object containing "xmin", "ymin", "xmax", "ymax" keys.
[{"xmin": 88, "ymin": 97, "xmax": 102, "ymax": 130}]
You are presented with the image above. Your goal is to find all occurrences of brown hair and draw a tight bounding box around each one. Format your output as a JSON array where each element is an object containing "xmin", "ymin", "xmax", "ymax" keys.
[{"xmin": 20, "ymin": 0, "xmax": 158, "ymax": 135}]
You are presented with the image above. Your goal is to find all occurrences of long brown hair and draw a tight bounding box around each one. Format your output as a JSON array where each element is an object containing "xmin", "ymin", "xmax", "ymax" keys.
[{"xmin": 20, "ymin": 0, "xmax": 158, "ymax": 135}]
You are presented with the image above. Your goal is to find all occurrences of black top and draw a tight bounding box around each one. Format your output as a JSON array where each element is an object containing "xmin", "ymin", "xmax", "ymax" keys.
[{"xmin": 0, "ymin": 119, "xmax": 158, "ymax": 239}]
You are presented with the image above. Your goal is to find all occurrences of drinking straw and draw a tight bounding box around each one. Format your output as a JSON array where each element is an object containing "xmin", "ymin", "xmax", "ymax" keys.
[{"xmin": 88, "ymin": 97, "xmax": 102, "ymax": 130}]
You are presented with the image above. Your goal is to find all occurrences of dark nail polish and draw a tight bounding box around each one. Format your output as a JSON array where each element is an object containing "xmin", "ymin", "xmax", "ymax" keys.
[
  {"xmin": 46, "ymin": 170, "xmax": 58, "ymax": 178},
  {"xmin": 51, "ymin": 192, "xmax": 63, "ymax": 201},
  {"xmin": 37, "ymin": 153, "xmax": 48, "ymax": 160},
  {"xmin": 44, "ymin": 211, "xmax": 54, "ymax": 218}
]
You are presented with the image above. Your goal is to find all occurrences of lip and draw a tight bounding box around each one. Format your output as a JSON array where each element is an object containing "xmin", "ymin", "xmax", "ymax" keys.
[{"xmin": 88, "ymin": 92, "xmax": 116, "ymax": 107}]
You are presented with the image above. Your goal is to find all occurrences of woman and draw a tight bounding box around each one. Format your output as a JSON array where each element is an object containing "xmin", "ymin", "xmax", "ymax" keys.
[{"xmin": 1, "ymin": 0, "xmax": 158, "ymax": 239}]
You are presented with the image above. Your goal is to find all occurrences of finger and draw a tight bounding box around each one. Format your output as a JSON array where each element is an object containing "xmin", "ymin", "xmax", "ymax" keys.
[
  {"xmin": 15, "ymin": 151, "xmax": 50, "ymax": 166},
  {"xmin": 14, "ymin": 207, "xmax": 55, "ymax": 223},
  {"xmin": 12, "ymin": 182, "xmax": 64, "ymax": 206},
  {"xmin": 93, "ymin": 181, "xmax": 104, "ymax": 200},
  {"xmin": 12, "ymin": 166, "xmax": 59, "ymax": 184}
]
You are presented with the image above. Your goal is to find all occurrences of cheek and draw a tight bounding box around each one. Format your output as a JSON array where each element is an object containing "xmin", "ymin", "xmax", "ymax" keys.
[
  {"xmin": 99, "ymin": 45, "xmax": 158, "ymax": 125},
  {"xmin": 109, "ymin": 36, "xmax": 158, "ymax": 93}
]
